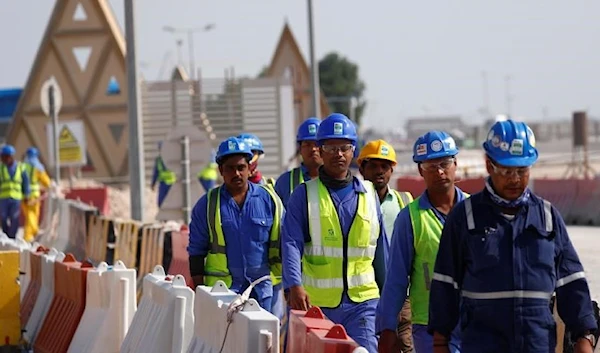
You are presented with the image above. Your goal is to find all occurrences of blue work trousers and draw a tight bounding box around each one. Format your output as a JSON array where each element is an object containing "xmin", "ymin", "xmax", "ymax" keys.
[
  {"xmin": 321, "ymin": 296, "xmax": 379, "ymax": 353},
  {"xmin": 413, "ymin": 324, "xmax": 461, "ymax": 353},
  {"xmin": 0, "ymin": 198, "xmax": 21, "ymax": 239},
  {"xmin": 157, "ymin": 182, "xmax": 171, "ymax": 208}
]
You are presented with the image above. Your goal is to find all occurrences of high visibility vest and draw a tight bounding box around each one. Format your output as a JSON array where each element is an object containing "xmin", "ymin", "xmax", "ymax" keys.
[
  {"xmin": 391, "ymin": 189, "xmax": 413, "ymax": 209},
  {"xmin": 24, "ymin": 163, "xmax": 41, "ymax": 199},
  {"xmin": 0, "ymin": 163, "xmax": 26, "ymax": 200},
  {"xmin": 205, "ymin": 185, "xmax": 284, "ymax": 287},
  {"xmin": 303, "ymin": 178, "xmax": 381, "ymax": 308},
  {"xmin": 156, "ymin": 157, "xmax": 176, "ymax": 185},
  {"xmin": 289, "ymin": 167, "xmax": 305, "ymax": 194},
  {"xmin": 407, "ymin": 192, "xmax": 470, "ymax": 325}
]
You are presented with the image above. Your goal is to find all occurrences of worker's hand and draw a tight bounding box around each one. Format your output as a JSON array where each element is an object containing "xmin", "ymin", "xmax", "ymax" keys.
[
  {"xmin": 23, "ymin": 197, "xmax": 29, "ymax": 205},
  {"xmin": 433, "ymin": 332, "xmax": 451, "ymax": 353},
  {"xmin": 288, "ymin": 285, "xmax": 310, "ymax": 311},
  {"xmin": 574, "ymin": 337, "xmax": 594, "ymax": 353},
  {"xmin": 377, "ymin": 329, "xmax": 400, "ymax": 353}
]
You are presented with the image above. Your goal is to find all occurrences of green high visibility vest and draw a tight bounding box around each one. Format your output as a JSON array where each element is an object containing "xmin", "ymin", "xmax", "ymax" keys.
[
  {"xmin": 391, "ymin": 189, "xmax": 413, "ymax": 209},
  {"xmin": 289, "ymin": 167, "xmax": 305, "ymax": 195},
  {"xmin": 24, "ymin": 163, "xmax": 40, "ymax": 199},
  {"xmin": 407, "ymin": 192, "xmax": 470, "ymax": 325},
  {"xmin": 205, "ymin": 185, "xmax": 284, "ymax": 287},
  {"xmin": 303, "ymin": 178, "xmax": 381, "ymax": 308},
  {"xmin": 0, "ymin": 163, "xmax": 26, "ymax": 200},
  {"xmin": 156, "ymin": 157, "xmax": 176, "ymax": 185}
]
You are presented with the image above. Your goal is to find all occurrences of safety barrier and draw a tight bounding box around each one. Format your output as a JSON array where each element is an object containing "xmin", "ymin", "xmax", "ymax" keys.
[
  {"xmin": 167, "ymin": 228, "xmax": 194, "ymax": 288},
  {"xmin": 65, "ymin": 186, "xmax": 110, "ymax": 215},
  {"xmin": 68, "ymin": 260, "xmax": 137, "ymax": 353},
  {"xmin": 120, "ymin": 266, "xmax": 195, "ymax": 353},
  {"xmin": 0, "ymin": 250, "xmax": 20, "ymax": 346},
  {"xmin": 186, "ymin": 280, "xmax": 280, "ymax": 353},
  {"xmin": 0, "ymin": 234, "xmax": 33, "ymax": 301},
  {"xmin": 21, "ymin": 246, "xmax": 49, "ymax": 328}
]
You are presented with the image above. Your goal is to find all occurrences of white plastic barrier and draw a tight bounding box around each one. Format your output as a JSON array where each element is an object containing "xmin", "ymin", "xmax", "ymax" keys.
[
  {"xmin": 186, "ymin": 280, "xmax": 280, "ymax": 353},
  {"xmin": 23, "ymin": 248, "xmax": 65, "ymax": 344},
  {"xmin": 68, "ymin": 260, "xmax": 137, "ymax": 353},
  {"xmin": 120, "ymin": 265, "xmax": 194, "ymax": 353}
]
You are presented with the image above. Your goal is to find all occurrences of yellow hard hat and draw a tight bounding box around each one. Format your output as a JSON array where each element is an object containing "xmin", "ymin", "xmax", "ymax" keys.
[{"xmin": 357, "ymin": 139, "xmax": 397, "ymax": 166}]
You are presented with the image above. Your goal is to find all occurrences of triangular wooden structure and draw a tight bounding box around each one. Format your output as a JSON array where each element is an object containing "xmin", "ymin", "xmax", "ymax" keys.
[
  {"xmin": 7, "ymin": 0, "xmax": 129, "ymax": 178},
  {"xmin": 265, "ymin": 22, "xmax": 331, "ymax": 125}
]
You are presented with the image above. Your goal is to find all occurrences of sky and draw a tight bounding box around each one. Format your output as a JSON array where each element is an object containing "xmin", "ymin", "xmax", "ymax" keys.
[{"xmin": 1, "ymin": 0, "xmax": 599, "ymax": 130}]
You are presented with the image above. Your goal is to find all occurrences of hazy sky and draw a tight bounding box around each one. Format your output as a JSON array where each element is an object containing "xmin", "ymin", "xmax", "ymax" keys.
[{"xmin": 1, "ymin": 1, "xmax": 599, "ymax": 129}]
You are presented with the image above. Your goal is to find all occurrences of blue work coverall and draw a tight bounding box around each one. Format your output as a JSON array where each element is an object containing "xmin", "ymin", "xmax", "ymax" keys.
[
  {"xmin": 376, "ymin": 187, "xmax": 465, "ymax": 352},
  {"xmin": 151, "ymin": 157, "xmax": 172, "ymax": 208},
  {"xmin": 187, "ymin": 182, "xmax": 284, "ymax": 311},
  {"xmin": 429, "ymin": 189, "xmax": 598, "ymax": 353},
  {"xmin": 282, "ymin": 177, "xmax": 389, "ymax": 353},
  {"xmin": 274, "ymin": 164, "xmax": 312, "ymax": 207},
  {"xmin": 0, "ymin": 163, "xmax": 30, "ymax": 239}
]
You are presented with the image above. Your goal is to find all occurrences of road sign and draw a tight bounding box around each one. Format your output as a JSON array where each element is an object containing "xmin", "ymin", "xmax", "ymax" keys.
[
  {"xmin": 40, "ymin": 77, "xmax": 63, "ymax": 117},
  {"xmin": 46, "ymin": 121, "xmax": 87, "ymax": 167}
]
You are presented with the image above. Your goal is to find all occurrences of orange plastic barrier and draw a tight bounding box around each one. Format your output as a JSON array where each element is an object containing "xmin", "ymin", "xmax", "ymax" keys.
[
  {"xmin": 21, "ymin": 246, "xmax": 48, "ymax": 327},
  {"xmin": 65, "ymin": 186, "xmax": 110, "ymax": 215},
  {"xmin": 167, "ymin": 229, "xmax": 194, "ymax": 288},
  {"xmin": 33, "ymin": 254, "xmax": 94, "ymax": 353},
  {"xmin": 305, "ymin": 324, "xmax": 360, "ymax": 353},
  {"xmin": 287, "ymin": 307, "xmax": 334, "ymax": 353}
]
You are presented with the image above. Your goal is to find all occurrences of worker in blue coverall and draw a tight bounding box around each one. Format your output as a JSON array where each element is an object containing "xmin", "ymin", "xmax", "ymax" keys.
[
  {"xmin": 0, "ymin": 145, "xmax": 30, "ymax": 239},
  {"xmin": 237, "ymin": 133, "xmax": 275, "ymax": 186},
  {"xmin": 282, "ymin": 113, "xmax": 389, "ymax": 353},
  {"xmin": 151, "ymin": 141, "xmax": 176, "ymax": 207},
  {"xmin": 429, "ymin": 120, "xmax": 598, "ymax": 353},
  {"xmin": 274, "ymin": 117, "xmax": 323, "ymax": 207},
  {"xmin": 197, "ymin": 149, "xmax": 219, "ymax": 192},
  {"xmin": 187, "ymin": 136, "xmax": 284, "ymax": 312},
  {"xmin": 377, "ymin": 131, "xmax": 464, "ymax": 353}
]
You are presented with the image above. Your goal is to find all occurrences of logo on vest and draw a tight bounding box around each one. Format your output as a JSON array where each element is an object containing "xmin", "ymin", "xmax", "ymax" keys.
[
  {"xmin": 333, "ymin": 122, "xmax": 344, "ymax": 135},
  {"xmin": 325, "ymin": 228, "xmax": 337, "ymax": 241},
  {"xmin": 308, "ymin": 124, "xmax": 317, "ymax": 135}
]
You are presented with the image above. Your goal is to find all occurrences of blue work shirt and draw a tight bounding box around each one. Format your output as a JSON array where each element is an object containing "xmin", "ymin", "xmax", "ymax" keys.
[
  {"xmin": 281, "ymin": 177, "xmax": 389, "ymax": 298},
  {"xmin": 187, "ymin": 182, "xmax": 285, "ymax": 302},
  {"xmin": 429, "ymin": 189, "xmax": 597, "ymax": 353},
  {"xmin": 274, "ymin": 164, "xmax": 312, "ymax": 207},
  {"xmin": 0, "ymin": 162, "xmax": 30, "ymax": 199},
  {"xmin": 376, "ymin": 186, "xmax": 467, "ymax": 333}
]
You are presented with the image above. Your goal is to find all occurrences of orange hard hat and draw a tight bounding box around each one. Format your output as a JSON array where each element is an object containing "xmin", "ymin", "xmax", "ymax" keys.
[{"xmin": 357, "ymin": 139, "xmax": 397, "ymax": 166}]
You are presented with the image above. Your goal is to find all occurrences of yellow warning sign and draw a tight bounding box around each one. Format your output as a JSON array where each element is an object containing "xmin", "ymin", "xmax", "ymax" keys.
[{"xmin": 59, "ymin": 126, "xmax": 82, "ymax": 164}]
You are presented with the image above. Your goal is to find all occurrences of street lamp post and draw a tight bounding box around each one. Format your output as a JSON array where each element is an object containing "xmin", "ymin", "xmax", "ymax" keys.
[
  {"xmin": 163, "ymin": 24, "xmax": 216, "ymax": 80},
  {"xmin": 307, "ymin": 0, "xmax": 321, "ymax": 118}
]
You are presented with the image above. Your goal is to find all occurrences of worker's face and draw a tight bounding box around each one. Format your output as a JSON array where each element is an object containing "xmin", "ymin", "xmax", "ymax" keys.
[
  {"xmin": 359, "ymin": 159, "xmax": 393, "ymax": 191},
  {"xmin": 418, "ymin": 157, "xmax": 457, "ymax": 194},
  {"xmin": 219, "ymin": 155, "xmax": 250, "ymax": 189},
  {"xmin": 1, "ymin": 155, "xmax": 13, "ymax": 165},
  {"xmin": 299, "ymin": 140, "xmax": 322, "ymax": 168},
  {"xmin": 486, "ymin": 158, "xmax": 530, "ymax": 200},
  {"xmin": 320, "ymin": 139, "xmax": 354, "ymax": 176}
]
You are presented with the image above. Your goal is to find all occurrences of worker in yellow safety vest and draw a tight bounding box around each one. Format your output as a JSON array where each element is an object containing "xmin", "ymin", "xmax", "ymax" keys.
[
  {"xmin": 151, "ymin": 141, "xmax": 176, "ymax": 207},
  {"xmin": 357, "ymin": 139, "xmax": 414, "ymax": 352},
  {"xmin": 21, "ymin": 147, "xmax": 51, "ymax": 242},
  {"xmin": 377, "ymin": 131, "xmax": 467, "ymax": 353},
  {"xmin": 282, "ymin": 113, "xmax": 389, "ymax": 353},
  {"xmin": 187, "ymin": 136, "xmax": 284, "ymax": 312},
  {"xmin": 0, "ymin": 144, "xmax": 30, "ymax": 239}
]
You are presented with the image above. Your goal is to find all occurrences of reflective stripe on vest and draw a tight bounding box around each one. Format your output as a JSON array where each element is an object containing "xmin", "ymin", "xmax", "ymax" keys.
[
  {"xmin": 391, "ymin": 189, "xmax": 413, "ymax": 209},
  {"xmin": 304, "ymin": 178, "xmax": 380, "ymax": 308},
  {"xmin": 0, "ymin": 163, "xmax": 25, "ymax": 200},
  {"xmin": 156, "ymin": 157, "xmax": 176, "ymax": 185},
  {"xmin": 289, "ymin": 167, "xmax": 305, "ymax": 195},
  {"xmin": 205, "ymin": 185, "xmax": 283, "ymax": 287},
  {"xmin": 408, "ymin": 192, "xmax": 470, "ymax": 325},
  {"xmin": 25, "ymin": 163, "xmax": 40, "ymax": 198}
]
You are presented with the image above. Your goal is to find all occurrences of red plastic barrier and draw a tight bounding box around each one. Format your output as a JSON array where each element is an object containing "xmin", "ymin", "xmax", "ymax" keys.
[
  {"xmin": 33, "ymin": 254, "xmax": 94, "ymax": 353},
  {"xmin": 65, "ymin": 186, "xmax": 109, "ymax": 215},
  {"xmin": 570, "ymin": 179, "xmax": 598, "ymax": 225},
  {"xmin": 167, "ymin": 230, "xmax": 194, "ymax": 289},
  {"xmin": 533, "ymin": 179, "xmax": 577, "ymax": 222},
  {"xmin": 287, "ymin": 307, "xmax": 334, "ymax": 353},
  {"xmin": 305, "ymin": 325, "xmax": 360, "ymax": 353},
  {"xmin": 20, "ymin": 246, "xmax": 49, "ymax": 327}
]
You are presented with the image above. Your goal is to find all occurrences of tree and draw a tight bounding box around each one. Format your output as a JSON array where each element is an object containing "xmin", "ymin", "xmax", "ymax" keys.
[
  {"xmin": 257, "ymin": 65, "xmax": 270, "ymax": 78},
  {"xmin": 318, "ymin": 52, "xmax": 367, "ymax": 126}
]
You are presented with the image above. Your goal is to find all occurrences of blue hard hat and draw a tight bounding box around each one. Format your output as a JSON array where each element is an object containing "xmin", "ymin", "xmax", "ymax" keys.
[
  {"xmin": 26, "ymin": 147, "xmax": 39, "ymax": 157},
  {"xmin": 237, "ymin": 133, "xmax": 264, "ymax": 154},
  {"xmin": 483, "ymin": 119, "xmax": 538, "ymax": 167},
  {"xmin": 296, "ymin": 117, "xmax": 321, "ymax": 142},
  {"xmin": 412, "ymin": 131, "xmax": 459, "ymax": 163},
  {"xmin": 316, "ymin": 113, "xmax": 358, "ymax": 145},
  {"xmin": 216, "ymin": 137, "xmax": 253, "ymax": 163},
  {"xmin": 1, "ymin": 145, "xmax": 15, "ymax": 156}
]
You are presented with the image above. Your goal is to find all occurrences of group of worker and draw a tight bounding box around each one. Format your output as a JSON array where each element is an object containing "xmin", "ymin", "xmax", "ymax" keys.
[
  {"xmin": 187, "ymin": 113, "xmax": 598, "ymax": 353},
  {"xmin": 0, "ymin": 144, "xmax": 51, "ymax": 242}
]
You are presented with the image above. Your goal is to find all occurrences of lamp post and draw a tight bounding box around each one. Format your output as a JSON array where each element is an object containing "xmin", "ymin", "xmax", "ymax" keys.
[
  {"xmin": 163, "ymin": 24, "xmax": 216, "ymax": 80},
  {"xmin": 307, "ymin": 0, "xmax": 321, "ymax": 118}
]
